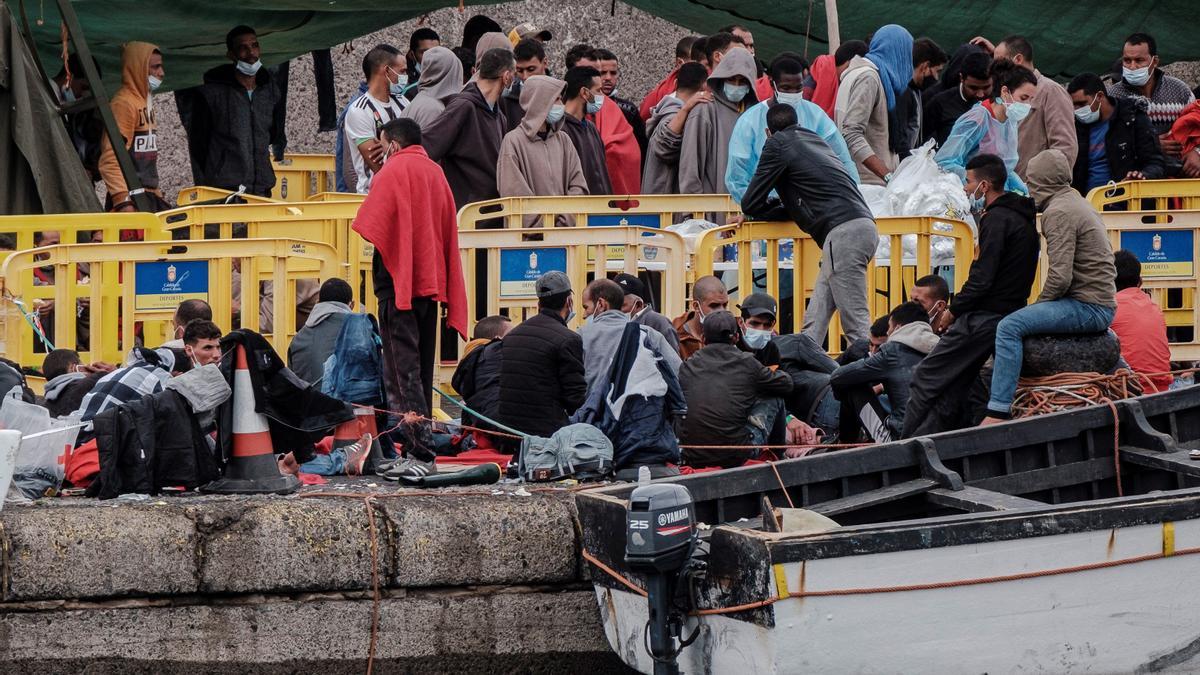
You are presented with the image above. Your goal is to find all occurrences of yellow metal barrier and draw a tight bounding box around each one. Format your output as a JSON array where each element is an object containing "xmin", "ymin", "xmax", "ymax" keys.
[
  {"xmin": 271, "ymin": 154, "xmax": 336, "ymax": 202},
  {"xmin": 694, "ymin": 217, "xmax": 974, "ymax": 350},
  {"xmin": 0, "ymin": 211, "xmax": 167, "ymax": 250},
  {"xmin": 0, "ymin": 238, "xmax": 340, "ymax": 371},
  {"xmin": 175, "ymin": 186, "xmax": 280, "ymax": 206},
  {"xmin": 458, "ymin": 194, "xmax": 739, "ymax": 232},
  {"xmin": 1087, "ymin": 179, "xmax": 1200, "ymax": 212}
]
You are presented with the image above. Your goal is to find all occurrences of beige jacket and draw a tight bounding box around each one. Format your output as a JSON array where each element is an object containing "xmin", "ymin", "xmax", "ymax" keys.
[
  {"xmin": 835, "ymin": 56, "xmax": 896, "ymax": 186},
  {"xmin": 1027, "ymin": 149, "xmax": 1116, "ymax": 308},
  {"xmin": 1015, "ymin": 70, "xmax": 1079, "ymax": 180}
]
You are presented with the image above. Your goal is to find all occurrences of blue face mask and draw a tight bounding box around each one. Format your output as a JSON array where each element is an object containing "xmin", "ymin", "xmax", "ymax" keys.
[
  {"xmin": 585, "ymin": 93, "xmax": 604, "ymax": 115},
  {"xmin": 388, "ymin": 67, "xmax": 408, "ymax": 97},
  {"xmin": 545, "ymin": 104, "xmax": 566, "ymax": 125},
  {"xmin": 968, "ymin": 183, "xmax": 988, "ymax": 213},
  {"xmin": 742, "ymin": 327, "xmax": 772, "ymax": 350},
  {"xmin": 1123, "ymin": 65, "xmax": 1151, "ymax": 87},
  {"xmin": 1074, "ymin": 94, "xmax": 1100, "ymax": 125},
  {"xmin": 1001, "ymin": 95, "xmax": 1032, "ymax": 123},
  {"xmin": 723, "ymin": 82, "xmax": 750, "ymax": 103}
]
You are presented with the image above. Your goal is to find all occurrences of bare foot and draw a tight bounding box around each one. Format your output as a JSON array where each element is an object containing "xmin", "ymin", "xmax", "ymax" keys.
[{"xmin": 979, "ymin": 416, "xmax": 1007, "ymax": 427}]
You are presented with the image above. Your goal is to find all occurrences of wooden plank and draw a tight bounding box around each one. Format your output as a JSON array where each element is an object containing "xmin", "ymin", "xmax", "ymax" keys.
[
  {"xmin": 809, "ymin": 479, "xmax": 937, "ymax": 517},
  {"xmin": 1120, "ymin": 447, "xmax": 1200, "ymax": 479},
  {"xmin": 927, "ymin": 486, "xmax": 1045, "ymax": 513},
  {"xmin": 968, "ymin": 458, "xmax": 1114, "ymax": 495}
]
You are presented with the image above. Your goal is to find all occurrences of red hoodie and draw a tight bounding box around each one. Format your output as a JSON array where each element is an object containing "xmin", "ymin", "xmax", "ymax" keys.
[
  {"xmin": 591, "ymin": 96, "xmax": 642, "ymax": 194},
  {"xmin": 351, "ymin": 145, "xmax": 468, "ymax": 339}
]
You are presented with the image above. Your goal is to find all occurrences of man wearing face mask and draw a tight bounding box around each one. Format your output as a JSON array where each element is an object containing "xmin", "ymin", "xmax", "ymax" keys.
[
  {"xmin": 614, "ymin": 273, "xmax": 679, "ymax": 354},
  {"xmin": 736, "ymin": 292, "xmax": 783, "ymax": 367},
  {"xmin": 560, "ymin": 66, "xmax": 613, "ymax": 195},
  {"xmin": 902, "ymin": 154, "xmax": 1039, "ymax": 438},
  {"xmin": 909, "ymin": 274, "xmax": 950, "ymax": 324},
  {"xmin": 1068, "ymin": 72, "xmax": 1164, "ymax": 195},
  {"xmin": 405, "ymin": 28, "xmax": 440, "ymax": 97},
  {"xmin": 496, "ymin": 75, "xmax": 589, "ymax": 226},
  {"xmin": 162, "ymin": 300, "xmax": 212, "ymax": 350},
  {"xmin": 566, "ymin": 45, "xmax": 642, "ymax": 194},
  {"xmin": 99, "ymin": 42, "xmax": 170, "ymax": 212},
  {"xmin": 183, "ymin": 320, "xmax": 223, "ymax": 367},
  {"xmin": 421, "ymin": 48, "xmax": 514, "ymax": 209},
  {"xmin": 577, "ymin": 279, "xmax": 681, "ymax": 396},
  {"xmin": 672, "ymin": 275, "xmax": 729, "ymax": 360},
  {"xmin": 186, "ymin": 26, "xmax": 282, "ymax": 198},
  {"xmin": 497, "ymin": 272, "xmax": 587, "ymax": 438},
  {"xmin": 894, "ymin": 38, "xmax": 946, "ymax": 158},
  {"xmin": 344, "ymin": 45, "xmax": 410, "ymax": 195},
  {"xmin": 1107, "ymin": 32, "xmax": 1194, "ymax": 177}
]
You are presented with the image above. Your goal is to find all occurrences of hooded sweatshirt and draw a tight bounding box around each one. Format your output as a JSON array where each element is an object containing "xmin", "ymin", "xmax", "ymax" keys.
[
  {"xmin": 949, "ymin": 191, "xmax": 1040, "ymax": 318},
  {"xmin": 496, "ymin": 76, "xmax": 588, "ymax": 226},
  {"xmin": 830, "ymin": 319, "xmax": 936, "ymax": 437},
  {"xmin": 642, "ymin": 95, "xmax": 685, "ymax": 194},
  {"xmin": 679, "ymin": 47, "xmax": 759, "ymax": 210},
  {"xmin": 421, "ymin": 82, "xmax": 507, "ymax": 209},
  {"xmin": 287, "ymin": 301, "xmax": 353, "ymax": 384},
  {"xmin": 1026, "ymin": 149, "xmax": 1117, "ymax": 309},
  {"xmin": 402, "ymin": 47, "xmax": 464, "ymax": 131},
  {"xmin": 99, "ymin": 41, "xmax": 162, "ymax": 205},
  {"xmin": 835, "ymin": 55, "xmax": 897, "ymax": 186}
]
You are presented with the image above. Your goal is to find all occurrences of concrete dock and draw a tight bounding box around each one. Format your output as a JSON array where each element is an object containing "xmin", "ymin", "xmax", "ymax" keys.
[{"xmin": 0, "ymin": 482, "xmax": 627, "ymax": 673}]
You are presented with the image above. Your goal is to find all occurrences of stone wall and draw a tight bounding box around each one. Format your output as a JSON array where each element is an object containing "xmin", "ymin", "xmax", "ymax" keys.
[{"xmin": 0, "ymin": 487, "xmax": 626, "ymax": 672}]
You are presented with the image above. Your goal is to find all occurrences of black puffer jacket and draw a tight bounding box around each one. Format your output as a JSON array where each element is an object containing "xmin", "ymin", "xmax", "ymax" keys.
[
  {"xmin": 451, "ymin": 339, "xmax": 504, "ymax": 427},
  {"xmin": 1072, "ymin": 97, "xmax": 1165, "ymax": 195},
  {"xmin": 185, "ymin": 64, "xmax": 283, "ymax": 197},
  {"xmin": 497, "ymin": 310, "xmax": 587, "ymax": 438}
]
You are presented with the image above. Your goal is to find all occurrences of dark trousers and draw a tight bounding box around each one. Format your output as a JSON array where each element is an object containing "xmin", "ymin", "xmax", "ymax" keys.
[
  {"xmin": 271, "ymin": 49, "xmax": 338, "ymax": 139},
  {"xmin": 379, "ymin": 297, "xmax": 437, "ymax": 461},
  {"xmin": 902, "ymin": 311, "xmax": 1003, "ymax": 438},
  {"xmin": 834, "ymin": 384, "xmax": 894, "ymax": 443}
]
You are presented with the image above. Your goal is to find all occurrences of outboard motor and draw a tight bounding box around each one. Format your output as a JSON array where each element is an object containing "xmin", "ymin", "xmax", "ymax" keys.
[{"xmin": 625, "ymin": 483, "xmax": 697, "ymax": 675}]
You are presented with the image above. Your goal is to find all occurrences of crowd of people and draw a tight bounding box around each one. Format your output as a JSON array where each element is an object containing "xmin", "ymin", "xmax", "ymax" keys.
[{"xmin": 24, "ymin": 17, "xmax": 1196, "ymax": 483}]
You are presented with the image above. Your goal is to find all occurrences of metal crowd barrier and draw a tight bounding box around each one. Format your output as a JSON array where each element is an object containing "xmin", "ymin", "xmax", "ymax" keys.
[
  {"xmin": 270, "ymin": 154, "xmax": 336, "ymax": 202},
  {"xmin": 1088, "ymin": 179, "xmax": 1200, "ymax": 213},
  {"xmin": 0, "ymin": 238, "xmax": 340, "ymax": 369},
  {"xmin": 458, "ymin": 194, "xmax": 739, "ymax": 232}
]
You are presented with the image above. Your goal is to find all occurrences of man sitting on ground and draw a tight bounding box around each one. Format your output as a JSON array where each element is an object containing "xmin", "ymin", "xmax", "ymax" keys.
[
  {"xmin": 678, "ymin": 310, "xmax": 794, "ymax": 468},
  {"xmin": 287, "ymin": 278, "xmax": 355, "ymax": 384},
  {"xmin": 613, "ymin": 273, "xmax": 679, "ymax": 353},
  {"xmin": 578, "ymin": 279, "xmax": 681, "ymax": 394},
  {"xmin": 76, "ymin": 347, "xmax": 192, "ymax": 442},
  {"xmin": 162, "ymin": 299, "xmax": 213, "ymax": 349},
  {"xmin": 909, "ymin": 274, "xmax": 950, "ymax": 323},
  {"xmin": 837, "ymin": 315, "xmax": 891, "ymax": 366},
  {"xmin": 1110, "ymin": 250, "xmax": 1173, "ymax": 393},
  {"xmin": 673, "ymin": 275, "xmax": 729, "ymax": 360},
  {"xmin": 982, "ymin": 149, "xmax": 1116, "ymax": 425},
  {"xmin": 451, "ymin": 315, "xmax": 512, "ymax": 445},
  {"xmin": 737, "ymin": 292, "xmax": 783, "ymax": 367},
  {"xmin": 830, "ymin": 301, "xmax": 939, "ymax": 443},
  {"xmin": 40, "ymin": 349, "xmax": 111, "ymax": 418},
  {"xmin": 183, "ymin": 320, "xmax": 224, "ymax": 367}
]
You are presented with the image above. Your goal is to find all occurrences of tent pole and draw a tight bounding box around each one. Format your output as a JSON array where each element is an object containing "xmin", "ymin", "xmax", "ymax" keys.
[
  {"xmin": 53, "ymin": 0, "xmax": 153, "ymax": 212},
  {"xmin": 825, "ymin": 0, "xmax": 840, "ymax": 53}
]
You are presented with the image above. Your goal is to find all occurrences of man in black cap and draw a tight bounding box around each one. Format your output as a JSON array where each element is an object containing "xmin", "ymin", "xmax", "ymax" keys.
[
  {"xmin": 497, "ymin": 271, "xmax": 587, "ymax": 438},
  {"xmin": 737, "ymin": 291, "xmax": 782, "ymax": 367},
  {"xmin": 613, "ymin": 273, "xmax": 679, "ymax": 354}
]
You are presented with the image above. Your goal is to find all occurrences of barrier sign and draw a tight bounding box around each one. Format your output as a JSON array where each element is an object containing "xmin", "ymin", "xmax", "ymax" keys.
[
  {"xmin": 499, "ymin": 248, "xmax": 567, "ymax": 297},
  {"xmin": 587, "ymin": 214, "xmax": 660, "ymax": 228},
  {"xmin": 1121, "ymin": 230, "xmax": 1194, "ymax": 277},
  {"xmin": 134, "ymin": 260, "xmax": 209, "ymax": 310}
]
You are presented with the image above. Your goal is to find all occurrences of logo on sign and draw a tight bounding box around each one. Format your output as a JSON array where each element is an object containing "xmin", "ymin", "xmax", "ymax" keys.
[
  {"xmin": 167, "ymin": 264, "xmax": 177, "ymax": 282},
  {"xmin": 1154, "ymin": 233, "xmax": 1162, "ymax": 251},
  {"xmin": 657, "ymin": 508, "xmax": 688, "ymax": 526}
]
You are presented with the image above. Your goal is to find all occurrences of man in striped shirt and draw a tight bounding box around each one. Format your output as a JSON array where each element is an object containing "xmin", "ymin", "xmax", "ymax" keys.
[{"xmin": 1107, "ymin": 32, "xmax": 1195, "ymax": 176}]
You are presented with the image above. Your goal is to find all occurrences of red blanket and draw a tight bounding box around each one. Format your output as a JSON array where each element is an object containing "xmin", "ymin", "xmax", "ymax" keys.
[
  {"xmin": 591, "ymin": 97, "xmax": 643, "ymax": 195},
  {"xmin": 754, "ymin": 74, "xmax": 774, "ymax": 105},
  {"xmin": 351, "ymin": 144, "xmax": 468, "ymax": 339},
  {"xmin": 1171, "ymin": 101, "xmax": 1200, "ymax": 155},
  {"xmin": 808, "ymin": 55, "xmax": 839, "ymax": 118},
  {"xmin": 639, "ymin": 68, "xmax": 679, "ymax": 121}
]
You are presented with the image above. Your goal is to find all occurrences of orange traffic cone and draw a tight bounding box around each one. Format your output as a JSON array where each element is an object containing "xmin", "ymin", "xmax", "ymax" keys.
[{"xmin": 204, "ymin": 344, "xmax": 300, "ymax": 494}]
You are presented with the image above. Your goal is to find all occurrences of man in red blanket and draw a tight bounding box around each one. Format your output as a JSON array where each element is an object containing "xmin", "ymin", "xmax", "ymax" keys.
[{"xmin": 352, "ymin": 117, "xmax": 468, "ymax": 481}]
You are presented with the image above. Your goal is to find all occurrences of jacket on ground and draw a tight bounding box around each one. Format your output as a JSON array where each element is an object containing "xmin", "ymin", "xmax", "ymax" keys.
[
  {"xmin": 401, "ymin": 47, "xmax": 463, "ymax": 131},
  {"xmin": 496, "ymin": 75, "xmax": 589, "ymax": 226},
  {"xmin": 829, "ymin": 321, "xmax": 938, "ymax": 437},
  {"xmin": 679, "ymin": 48, "xmax": 759, "ymax": 203},
  {"xmin": 287, "ymin": 301, "xmax": 352, "ymax": 384},
  {"xmin": 1026, "ymin": 149, "xmax": 1117, "ymax": 308},
  {"xmin": 421, "ymin": 82, "xmax": 507, "ymax": 208},
  {"xmin": 1072, "ymin": 96, "xmax": 1164, "ymax": 193},
  {"xmin": 98, "ymin": 41, "xmax": 162, "ymax": 205},
  {"xmin": 835, "ymin": 55, "xmax": 896, "ymax": 186},
  {"xmin": 185, "ymin": 64, "xmax": 282, "ymax": 196},
  {"xmin": 948, "ymin": 191, "xmax": 1040, "ymax": 317},
  {"xmin": 497, "ymin": 309, "xmax": 587, "ymax": 437}
]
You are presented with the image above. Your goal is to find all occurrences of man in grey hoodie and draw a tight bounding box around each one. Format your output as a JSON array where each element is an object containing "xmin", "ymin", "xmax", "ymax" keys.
[
  {"xmin": 401, "ymin": 46, "xmax": 463, "ymax": 130},
  {"xmin": 641, "ymin": 62, "xmax": 710, "ymax": 195},
  {"xmin": 577, "ymin": 279, "xmax": 681, "ymax": 396},
  {"xmin": 830, "ymin": 301, "xmax": 939, "ymax": 443},
  {"xmin": 287, "ymin": 279, "xmax": 355, "ymax": 384}
]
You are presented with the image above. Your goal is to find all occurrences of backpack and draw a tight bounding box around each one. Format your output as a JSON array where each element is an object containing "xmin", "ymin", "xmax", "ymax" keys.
[
  {"xmin": 518, "ymin": 423, "xmax": 614, "ymax": 482},
  {"xmin": 320, "ymin": 313, "xmax": 384, "ymax": 406}
]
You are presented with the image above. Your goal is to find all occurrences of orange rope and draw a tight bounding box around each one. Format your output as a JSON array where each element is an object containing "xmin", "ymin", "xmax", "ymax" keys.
[{"xmin": 768, "ymin": 461, "xmax": 795, "ymax": 508}]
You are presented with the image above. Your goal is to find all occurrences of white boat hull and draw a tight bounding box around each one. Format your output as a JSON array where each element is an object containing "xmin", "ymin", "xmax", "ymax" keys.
[{"xmin": 597, "ymin": 516, "xmax": 1200, "ymax": 674}]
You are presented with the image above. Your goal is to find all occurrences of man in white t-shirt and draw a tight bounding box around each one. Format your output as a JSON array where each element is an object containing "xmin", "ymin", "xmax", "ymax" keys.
[{"xmin": 344, "ymin": 44, "xmax": 411, "ymax": 193}]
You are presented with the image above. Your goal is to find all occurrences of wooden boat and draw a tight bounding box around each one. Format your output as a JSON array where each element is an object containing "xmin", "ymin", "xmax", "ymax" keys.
[{"xmin": 576, "ymin": 386, "xmax": 1200, "ymax": 674}]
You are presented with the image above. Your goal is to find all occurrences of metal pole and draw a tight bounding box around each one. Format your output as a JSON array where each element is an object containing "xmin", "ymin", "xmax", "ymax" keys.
[
  {"xmin": 53, "ymin": 0, "xmax": 154, "ymax": 212},
  {"xmin": 647, "ymin": 573, "xmax": 680, "ymax": 675},
  {"xmin": 825, "ymin": 0, "xmax": 841, "ymax": 54}
]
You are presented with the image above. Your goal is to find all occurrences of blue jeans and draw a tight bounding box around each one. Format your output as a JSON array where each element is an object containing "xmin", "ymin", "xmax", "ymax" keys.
[
  {"xmin": 300, "ymin": 449, "xmax": 348, "ymax": 476},
  {"xmin": 988, "ymin": 299, "xmax": 1116, "ymax": 415}
]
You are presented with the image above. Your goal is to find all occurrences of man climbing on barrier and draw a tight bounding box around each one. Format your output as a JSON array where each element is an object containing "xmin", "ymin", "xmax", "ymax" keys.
[
  {"xmin": 736, "ymin": 103, "xmax": 878, "ymax": 348},
  {"xmin": 352, "ymin": 118, "xmax": 468, "ymax": 482},
  {"xmin": 980, "ymin": 149, "xmax": 1117, "ymax": 425}
]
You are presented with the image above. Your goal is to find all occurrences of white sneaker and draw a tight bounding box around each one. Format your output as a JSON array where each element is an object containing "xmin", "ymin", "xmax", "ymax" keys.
[{"xmin": 381, "ymin": 457, "xmax": 438, "ymax": 482}]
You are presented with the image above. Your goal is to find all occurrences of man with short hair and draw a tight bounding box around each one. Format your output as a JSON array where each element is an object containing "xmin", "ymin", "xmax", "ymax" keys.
[
  {"xmin": 182, "ymin": 319, "xmax": 223, "ymax": 367},
  {"xmin": 680, "ymin": 46, "xmax": 759, "ymax": 213},
  {"xmin": 560, "ymin": 66, "xmax": 613, "ymax": 195},
  {"xmin": 739, "ymin": 104, "xmax": 879, "ymax": 345},
  {"xmin": 838, "ymin": 315, "xmax": 893, "ymax": 366},
  {"xmin": 451, "ymin": 315, "xmax": 512, "ymax": 444},
  {"xmin": 909, "ymin": 274, "xmax": 950, "ymax": 323},
  {"xmin": 922, "ymin": 51, "xmax": 992, "ymax": 147},
  {"xmin": 613, "ymin": 273, "xmax": 679, "ymax": 353},
  {"xmin": 1107, "ymin": 32, "xmax": 1194, "ymax": 176},
  {"xmin": 99, "ymin": 42, "xmax": 169, "ymax": 211},
  {"xmin": 421, "ymin": 48, "xmax": 514, "ymax": 208},
  {"xmin": 163, "ymin": 299, "xmax": 213, "ymax": 349},
  {"xmin": 673, "ymin": 275, "xmax": 729, "ymax": 360},
  {"xmin": 287, "ymin": 278, "xmax": 355, "ymax": 383},
  {"xmin": 504, "ymin": 37, "xmax": 549, "ymax": 132},
  {"xmin": 896, "ymin": 37, "xmax": 947, "ymax": 156},
  {"xmin": 578, "ymin": 279, "xmax": 680, "ymax": 394},
  {"xmin": 498, "ymin": 272, "xmax": 587, "ymax": 437},
  {"xmin": 726, "ymin": 55, "xmax": 856, "ymax": 205},
  {"xmin": 185, "ymin": 26, "xmax": 283, "ymax": 197},
  {"xmin": 406, "ymin": 27, "xmax": 441, "ymax": 89},
  {"xmin": 639, "ymin": 36, "xmax": 699, "ymax": 121},
  {"xmin": 982, "ymin": 149, "xmax": 1116, "ymax": 425},
  {"xmin": 642, "ymin": 62, "xmax": 710, "ymax": 195},
  {"xmin": 678, "ymin": 310, "xmax": 793, "ymax": 468},
  {"xmin": 353, "ymin": 117, "xmax": 468, "ymax": 481},
  {"xmin": 41, "ymin": 349, "xmax": 109, "ymax": 418},
  {"xmin": 701, "ymin": 32, "xmax": 746, "ymax": 71},
  {"xmin": 344, "ymin": 44, "xmax": 409, "ymax": 194},
  {"xmin": 1110, "ymin": 250, "xmax": 1173, "ymax": 393},
  {"xmin": 903, "ymin": 154, "xmax": 1040, "ymax": 437},
  {"xmin": 564, "ymin": 46, "xmax": 642, "ymax": 195},
  {"xmin": 595, "ymin": 49, "xmax": 648, "ymax": 160},
  {"xmin": 973, "ymin": 34, "xmax": 1079, "ymax": 180},
  {"xmin": 1068, "ymin": 72, "xmax": 1165, "ymax": 194}
]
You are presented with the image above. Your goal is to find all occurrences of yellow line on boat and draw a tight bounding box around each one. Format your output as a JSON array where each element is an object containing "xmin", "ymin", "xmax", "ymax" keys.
[
  {"xmin": 773, "ymin": 564, "xmax": 789, "ymax": 599},
  {"xmin": 1163, "ymin": 522, "xmax": 1176, "ymax": 557}
]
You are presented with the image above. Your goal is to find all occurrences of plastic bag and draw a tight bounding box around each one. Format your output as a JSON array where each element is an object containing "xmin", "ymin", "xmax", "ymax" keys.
[
  {"xmin": 0, "ymin": 398, "xmax": 80, "ymax": 501},
  {"xmin": 665, "ymin": 218, "xmax": 722, "ymax": 255},
  {"xmin": 874, "ymin": 140, "xmax": 977, "ymax": 267}
]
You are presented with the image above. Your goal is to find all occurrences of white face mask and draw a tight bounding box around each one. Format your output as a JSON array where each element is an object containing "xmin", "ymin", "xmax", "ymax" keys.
[
  {"xmin": 1123, "ymin": 65, "xmax": 1151, "ymax": 87},
  {"xmin": 148, "ymin": 75, "xmax": 163, "ymax": 92},
  {"xmin": 723, "ymin": 82, "xmax": 750, "ymax": 103},
  {"xmin": 774, "ymin": 90, "xmax": 803, "ymax": 105},
  {"xmin": 585, "ymin": 92, "xmax": 604, "ymax": 114},
  {"xmin": 236, "ymin": 59, "xmax": 263, "ymax": 77},
  {"xmin": 742, "ymin": 327, "xmax": 772, "ymax": 350}
]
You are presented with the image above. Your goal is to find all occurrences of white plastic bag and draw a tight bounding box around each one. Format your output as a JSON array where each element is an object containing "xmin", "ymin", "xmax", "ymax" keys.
[
  {"xmin": 0, "ymin": 398, "xmax": 80, "ymax": 501},
  {"xmin": 665, "ymin": 218, "xmax": 722, "ymax": 255},
  {"xmin": 874, "ymin": 140, "xmax": 977, "ymax": 267}
]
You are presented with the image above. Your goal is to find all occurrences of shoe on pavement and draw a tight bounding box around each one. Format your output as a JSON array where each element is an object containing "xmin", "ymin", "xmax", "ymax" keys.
[
  {"xmin": 381, "ymin": 457, "xmax": 438, "ymax": 482},
  {"xmin": 344, "ymin": 434, "xmax": 373, "ymax": 477}
]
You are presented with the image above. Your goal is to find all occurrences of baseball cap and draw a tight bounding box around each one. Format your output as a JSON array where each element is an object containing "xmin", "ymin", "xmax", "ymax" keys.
[
  {"xmin": 613, "ymin": 273, "xmax": 647, "ymax": 299},
  {"xmin": 509, "ymin": 22, "xmax": 553, "ymax": 44},
  {"xmin": 535, "ymin": 270, "xmax": 572, "ymax": 298},
  {"xmin": 701, "ymin": 310, "xmax": 739, "ymax": 344},
  {"xmin": 738, "ymin": 292, "xmax": 777, "ymax": 319}
]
